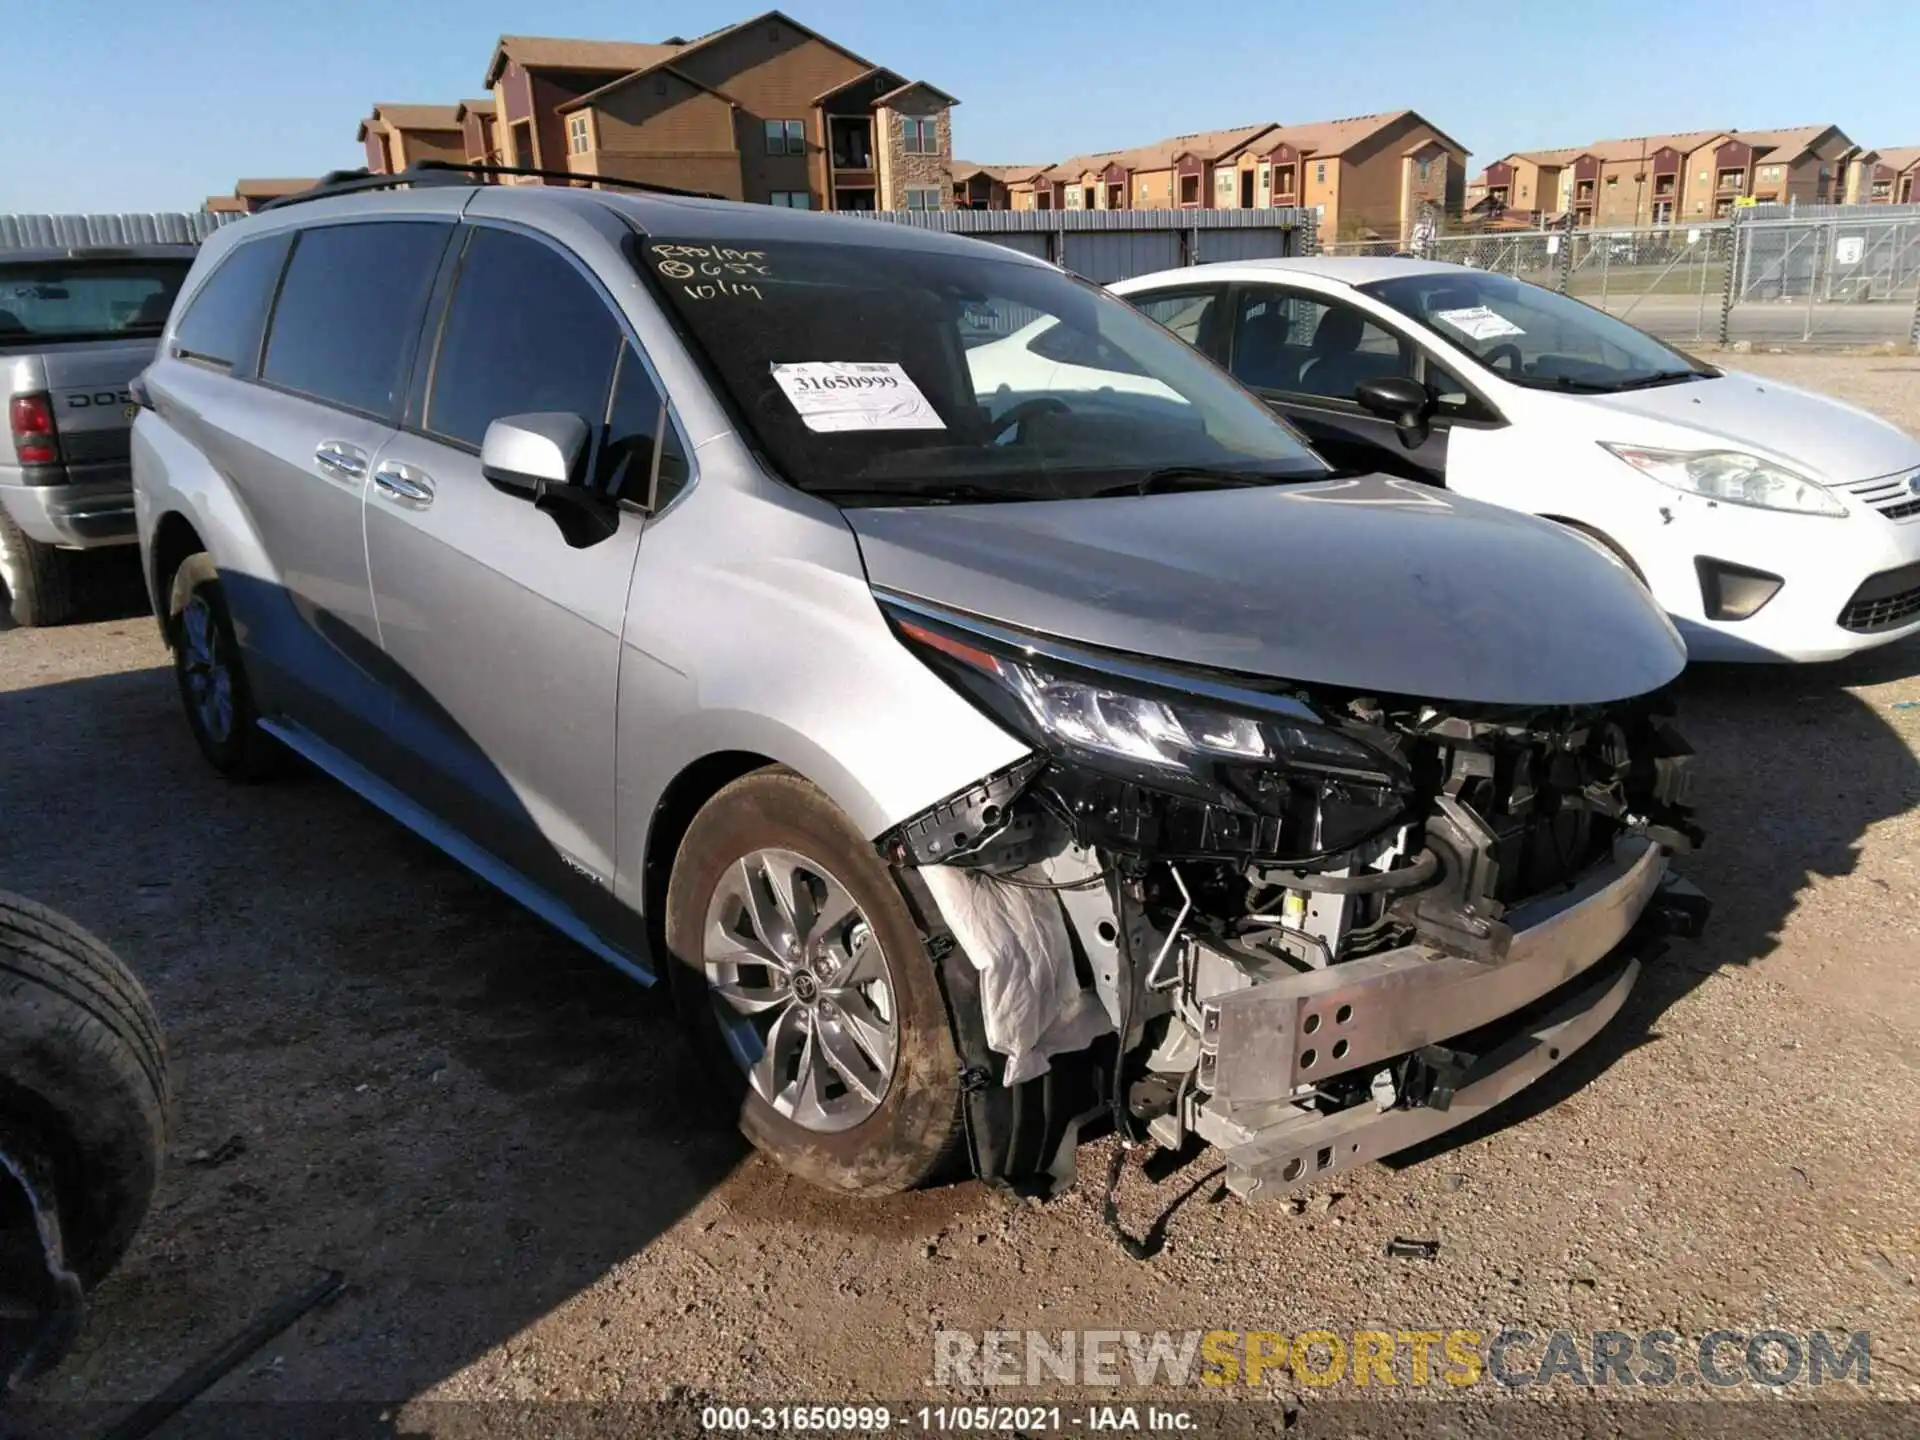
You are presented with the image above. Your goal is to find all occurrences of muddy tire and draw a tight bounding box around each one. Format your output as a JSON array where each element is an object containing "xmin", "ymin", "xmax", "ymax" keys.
[
  {"xmin": 166, "ymin": 553, "xmax": 282, "ymax": 781},
  {"xmin": 0, "ymin": 507, "xmax": 75, "ymax": 628},
  {"xmin": 0, "ymin": 893, "xmax": 170, "ymax": 1288},
  {"xmin": 665, "ymin": 769, "xmax": 964, "ymax": 1195}
]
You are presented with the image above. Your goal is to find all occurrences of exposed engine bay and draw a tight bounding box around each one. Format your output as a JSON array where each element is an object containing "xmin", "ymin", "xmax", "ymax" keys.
[{"xmin": 878, "ymin": 598, "xmax": 1712, "ymax": 1207}]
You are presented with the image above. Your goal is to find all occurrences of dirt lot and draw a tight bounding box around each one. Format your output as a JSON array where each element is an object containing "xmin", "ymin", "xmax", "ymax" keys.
[{"xmin": 5, "ymin": 355, "xmax": 1920, "ymax": 1431}]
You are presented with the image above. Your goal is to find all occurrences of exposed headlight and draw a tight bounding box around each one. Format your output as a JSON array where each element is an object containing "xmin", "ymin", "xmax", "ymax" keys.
[
  {"xmin": 888, "ymin": 602, "xmax": 1411, "ymax": 862},
  {"xmin": 1601, "ymin": 444, "xmax": 1846, "ymax": 517}
]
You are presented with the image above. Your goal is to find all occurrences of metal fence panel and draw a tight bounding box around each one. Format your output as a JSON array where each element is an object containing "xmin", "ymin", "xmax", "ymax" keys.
[
  {"xmin": 865, "ymin": 206, "xmax": 1312, "ymax": 281},
  {"xmin": 0, "ymin": 211, "xmax": 237, "ymax": 249},
  {"xmin": 1194, "ymin": 225, "xmax": 1294, "ymax": 264},
  {"xmin": 1062, "ymin": 228, "xmax": 1181, "ymax": 283}
]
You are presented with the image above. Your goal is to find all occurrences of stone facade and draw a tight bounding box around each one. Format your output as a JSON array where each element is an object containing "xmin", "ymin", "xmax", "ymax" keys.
[{"xmin": 876, "ymin": 88, "xmax": 952, "ymax": 210}]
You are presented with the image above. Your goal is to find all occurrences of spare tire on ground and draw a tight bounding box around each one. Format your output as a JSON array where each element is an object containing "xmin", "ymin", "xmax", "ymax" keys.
[{"xmin": 0, "ymin": 892, "xmax": 170, "ymax": 1388}]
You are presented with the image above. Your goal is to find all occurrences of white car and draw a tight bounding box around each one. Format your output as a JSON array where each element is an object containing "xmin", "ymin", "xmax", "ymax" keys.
[{"xmin": 1102, "ymin": 257, "xmax": 1920, "ymax": 663}]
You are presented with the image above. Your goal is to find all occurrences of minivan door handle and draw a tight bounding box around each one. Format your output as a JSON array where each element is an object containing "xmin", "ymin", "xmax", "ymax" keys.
[
  {"xmin": 371, "ymin": 461, "xmax": 435, "ymax": 508},
  {"xmin": 314, "ymin": 440, "xmax": 369, "ymax": 481}
]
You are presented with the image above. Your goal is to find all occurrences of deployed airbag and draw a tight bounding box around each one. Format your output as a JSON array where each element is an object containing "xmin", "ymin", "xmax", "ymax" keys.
[{"xmin": 918, "ymin": 866, "xmax": 1111, "ymax": 1084}]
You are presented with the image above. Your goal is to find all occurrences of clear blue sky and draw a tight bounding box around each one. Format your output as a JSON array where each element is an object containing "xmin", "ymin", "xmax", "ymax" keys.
[{"xmin": 5, "ymin": 0, "xmax": 1918, "ymax": 213}]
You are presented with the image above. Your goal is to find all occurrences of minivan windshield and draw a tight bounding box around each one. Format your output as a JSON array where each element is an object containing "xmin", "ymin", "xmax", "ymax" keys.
[
  {"xmin": 638, "ymin": 232, "xmax": 1326, "ymax": 503},
  {"xmin": 1359, "ymin": 270, "xmax": 1714, "ymax": 394},
  {"xmin": 0, "ymin": 258, "xmax": 191, "ymax": 344}
]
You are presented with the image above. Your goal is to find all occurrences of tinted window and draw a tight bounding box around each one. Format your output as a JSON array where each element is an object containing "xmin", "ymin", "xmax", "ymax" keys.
[
  {"xmin": 1228, "ymin": 288, "xmax": 1408, "ymax": 401},
  {"xmin": 1130, "ymin": 290, "xmax": 1218, "ymax": 348},
  {"xmin": 596, "ymin": 344, "xmax": 689, "ymax": 506},
  {"xmin": 261, "ymin": 222, "xmax": 448, "ymax": 420},
  {"xmin": 0, "ymin": 257, "xmax": 191, "ymax": 344},
  {"xmin": 426, "ymin": 228, "xmax": 622, "ymax": 451},
  {"xmin": 172, "ymin": 235, "xmax": 290, "ymax": 371}
]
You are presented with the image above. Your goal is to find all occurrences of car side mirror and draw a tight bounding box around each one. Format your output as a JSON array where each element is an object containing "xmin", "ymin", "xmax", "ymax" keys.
[
  {"xmin": 480, "ymin": 412, "xmax": 618, "ymax": 548},
  {"xmin": 1353, "ymin": 376, "xmax": 1434, "ymax": 450}
]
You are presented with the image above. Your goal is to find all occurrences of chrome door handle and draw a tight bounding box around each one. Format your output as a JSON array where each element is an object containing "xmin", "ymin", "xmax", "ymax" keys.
[
  {"xmin": 314, "ymin": 441, "xmax": 368, "ymax": 480},
  {"xmin": 372, "ymin": 462, "xmax": 435, "ymax": 507}
]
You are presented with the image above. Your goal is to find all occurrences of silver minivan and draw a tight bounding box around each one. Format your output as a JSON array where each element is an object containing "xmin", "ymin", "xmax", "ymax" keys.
[{"xmin": 133, "ymin": 175, "xmax": 1707, "ymax": 1209}]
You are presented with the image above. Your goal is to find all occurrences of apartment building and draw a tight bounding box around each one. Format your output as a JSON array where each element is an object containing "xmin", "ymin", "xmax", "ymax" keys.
[
  {"xmin": 1474, "ymin": 123, "xmax": 1857, "ymax": 227},
  {"xmin": 479, "ymin": 11, "xmax": 955, "ymax": 210},
  {"xmin": 202, "ymin": 179, "xmax": 318, "ymax": 215},
  {"xmin": 984, "ymin": 111, "xmax": 1464, "ymax": 242},
  {"xmin": 356, "ymin": 105, "xmax": 467, "ymax": 174},
  {"xmin": 454, "ymin": 99, "xmax": 502, "ymax": 168},
  {"xmin": 1849, "ymin": 147, "xmax": 1920, "ymax": 205},
  {"xmin": 952, "ymin": 163, "xmax": 1049, "ymax": 210}
]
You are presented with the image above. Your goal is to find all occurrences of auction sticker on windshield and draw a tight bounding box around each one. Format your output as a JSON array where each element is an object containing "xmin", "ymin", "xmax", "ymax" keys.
[
  {"xmin": 1433, "ymin": 306, "xmax": 1525, "ymax": 341},
  {"xmin": 770, "ymin": 362, "xmax": 946, "ymax": 433}
]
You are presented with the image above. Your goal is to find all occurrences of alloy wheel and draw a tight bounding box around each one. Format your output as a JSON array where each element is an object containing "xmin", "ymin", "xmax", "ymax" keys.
[
  {"xmin": 178, "ymin": 594, "xmax": 235, "ymax": 744},
  {"xmin": 701, "ymin": 848, "xmax": 898, "ymax": 1133}
]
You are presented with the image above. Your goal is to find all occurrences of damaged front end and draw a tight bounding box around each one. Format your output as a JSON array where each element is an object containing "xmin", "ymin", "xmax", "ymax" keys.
[{"xmin": 877, "ymin": 595, "xmax": 1711, "ymax": 1203}]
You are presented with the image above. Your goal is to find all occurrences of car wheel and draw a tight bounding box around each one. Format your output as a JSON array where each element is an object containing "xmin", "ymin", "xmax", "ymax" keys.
[
  {"xmin": 166, "ymin": 553, "xmax": 281, "ymax": 780},
  {"xmin": 665, "ymin": 769, "xmax": 964, "ymax": 1195},
  {"xmin": 0, "ymin": 892, "xmax": 170, "ymax": 1293},
  {"xmin": 0, "ymin": 507, "xmax": 74, "ymax": 628}
]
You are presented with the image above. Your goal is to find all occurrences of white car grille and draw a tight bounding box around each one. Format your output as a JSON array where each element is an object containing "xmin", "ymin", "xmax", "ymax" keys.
[{"xmin": 1841, "ymin": 467, "xmax": 1920, "ymax": 522}]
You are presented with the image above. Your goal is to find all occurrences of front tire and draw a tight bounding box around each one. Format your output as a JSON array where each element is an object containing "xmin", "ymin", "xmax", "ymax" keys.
[
  {"xmin": 166, "ymin": 553, "xmax": 281, "ymax": 780},
  {"xmin": 665, "ymin": 770, "xmax": 964, "ymax": 1195},
  {"xmin": 0, "ymin": 507, "xmax": 74, "ymax": 628}
]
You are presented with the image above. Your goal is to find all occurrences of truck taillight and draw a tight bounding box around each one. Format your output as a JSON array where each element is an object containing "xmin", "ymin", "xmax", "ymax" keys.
[{"xmin": 8, "ymin": 392, "xmax": 59, "ymax": 464}]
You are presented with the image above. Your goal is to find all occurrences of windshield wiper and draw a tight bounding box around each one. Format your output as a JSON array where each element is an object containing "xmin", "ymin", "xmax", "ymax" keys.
[
  {"xmin": 1503, "ymin": 373, "xmax": 1613, "ymax": 394},
  {"xmin": 809, "ymin": 481, "xmax": 1046, "ymax": 507},
  {"xmin": 1606, "ymin": 369, "xmax": 1704, "ymax": 392},
  {"xmin": 1089, "ymin": 465, "xmax": 1323, "ymax": 498}
]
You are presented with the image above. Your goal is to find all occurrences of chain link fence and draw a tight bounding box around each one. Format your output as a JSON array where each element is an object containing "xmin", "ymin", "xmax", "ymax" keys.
[{"xmin": 1320, "ymin": 211, "xmax": 1920, "ymax": 350}]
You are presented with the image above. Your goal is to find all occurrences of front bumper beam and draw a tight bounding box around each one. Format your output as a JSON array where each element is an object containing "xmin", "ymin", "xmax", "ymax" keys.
[
  {"xmin": 1204, "ymin": 838, "xmax": 1669, "ymax": 1106},
  {"xmin": 1189, "ymin": 837, "xmax": 1709, "ymax": 1199},
  {"xmin": 1222, "ymin": 952, "xmax": 1639, "ymax": 1199}
]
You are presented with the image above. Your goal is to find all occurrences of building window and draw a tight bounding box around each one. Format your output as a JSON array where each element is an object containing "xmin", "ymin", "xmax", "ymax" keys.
[
  {"xmin": 769, "ymin": 191, "xmax": 812, "ymax": 208},
  {"xmin": 904, "ymin": 186, "xmax": 942, "ymax": 210},
  {"xmin": 567, "ymin": 114, "xmax": 591, "ymax": 155},
  {"xmin": 764, "ymin": 119, "xmax": 805, "ymax": 155},
  {"xmin": 1606, "ymin": 174, "xmax": 1618, "ymax": 187},
  {"xmin": 1417, "ymin": 159, "xmax": 1430, "ymax": 182},
  {"xmin": 1315, "ymin": 162, "xmax": 1326, "ymax": 183},
  {"xmin": 902, "ymin": 117, "xmax": 937, "ymax": 154},
  {"xmin": 1179, "ymin": 173, "xmax": 1199, "ymax": 204}
]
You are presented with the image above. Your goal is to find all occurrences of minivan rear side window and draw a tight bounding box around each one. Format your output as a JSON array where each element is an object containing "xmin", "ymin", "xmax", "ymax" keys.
[
  {"xmin": 261, "ymin": 222, "xmax": 449, "ymax": 421},
  {"xmin": 424, "ymin": 227, "xmax": 624, "ymax": 452},
  {"xmin": 172, "ymin": 233, "xmax": 291, "ymax": 373}
]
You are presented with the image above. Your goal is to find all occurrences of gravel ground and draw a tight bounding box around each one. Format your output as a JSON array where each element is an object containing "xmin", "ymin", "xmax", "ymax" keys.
[{"xmin": 4, "ymin": 355, "xmax": 1919, "ymax": 1434}]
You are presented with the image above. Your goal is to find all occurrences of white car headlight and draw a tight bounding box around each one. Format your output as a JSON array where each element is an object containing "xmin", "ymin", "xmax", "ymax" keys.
[{"xmin": 1601, "ymin": 444, "xmax": 1846, "ymax": 517}]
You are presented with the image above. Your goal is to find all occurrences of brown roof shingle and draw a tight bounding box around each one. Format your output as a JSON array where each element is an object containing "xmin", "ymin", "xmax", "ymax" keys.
[
  {"xmin": 1048, "ymin": 123, "xmax": 1277, "ymax": 181},
  {"xmin": 233, "ymin": 178, "xmax": 318, "ymax": 199},
  {"xmin": 484, "ymin": 35, "xmax": 685, "ymax": 87},
  {"xmin": 367, "ymin": 104, "xmax": 463, "ymax": 132},
  {"xmin": 953, "ymin": 162, "xmax": 1051, "ymax": 184}
]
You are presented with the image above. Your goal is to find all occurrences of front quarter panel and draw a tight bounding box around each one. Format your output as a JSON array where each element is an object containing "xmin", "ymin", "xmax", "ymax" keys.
[{"xmin": 616, "ymin": 439, "xmax": 1033, "ymax": 908}]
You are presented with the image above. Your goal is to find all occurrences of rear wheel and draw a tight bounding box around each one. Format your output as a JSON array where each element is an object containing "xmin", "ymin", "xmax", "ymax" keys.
[
  {"xmin": 665, "ymin": 770, "xmax": 964, "ymax": 1195},
  {"xmin": 0, "ymin": 507, "xmax": 75, "ymax": 628},
  {"xmin": 166, "ymin": 553, "xmax": 282, "ymax": 780}
]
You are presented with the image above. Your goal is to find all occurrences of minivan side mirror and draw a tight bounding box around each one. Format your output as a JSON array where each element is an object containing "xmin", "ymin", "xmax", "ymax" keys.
[
  {"xmin": 480, "ymin": 412, "xmax": 618, "ymax": 548},
  {"xmin": 480, "ymin": 412, "xmax": 588, "ymax": 496},
  {"xmin": 1353, "ymin": 376, "xmax": 1434, "ymax": 450}
]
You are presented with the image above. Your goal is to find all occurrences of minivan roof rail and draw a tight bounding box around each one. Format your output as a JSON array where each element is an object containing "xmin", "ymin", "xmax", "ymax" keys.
[{"xmin": 257, "ymin": 160, "xmax": 723, "ymax": 213}]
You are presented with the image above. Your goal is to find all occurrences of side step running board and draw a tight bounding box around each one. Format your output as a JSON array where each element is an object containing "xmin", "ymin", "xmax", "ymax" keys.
[{"xmin": 257, "ymin": 718, "xmax": 655, "ymax": 986}]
